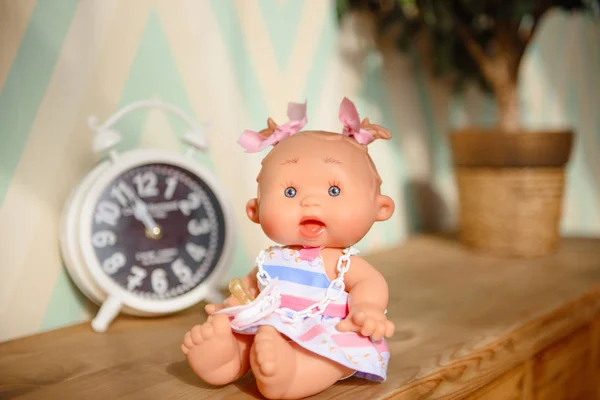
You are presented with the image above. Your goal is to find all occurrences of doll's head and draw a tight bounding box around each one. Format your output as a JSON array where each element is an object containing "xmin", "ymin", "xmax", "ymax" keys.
[{"xmin": 238, "ymin": 98, "xmax": 395, "ymax": 248}]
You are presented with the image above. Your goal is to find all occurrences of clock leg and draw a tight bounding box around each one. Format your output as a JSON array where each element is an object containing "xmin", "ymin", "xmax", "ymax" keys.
[
  {"xmin": 205, "ymin": 289, "xmax": 225, "ymax": 306},
  {"xmin": 91, "ymin": 296, "xmax": 122, "ymax": 332}
]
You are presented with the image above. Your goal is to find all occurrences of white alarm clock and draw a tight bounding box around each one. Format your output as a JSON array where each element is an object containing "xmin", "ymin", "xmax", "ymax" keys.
[{"xmin": 59, "ymin": 100, "xmax": 233, "ymax": 332}]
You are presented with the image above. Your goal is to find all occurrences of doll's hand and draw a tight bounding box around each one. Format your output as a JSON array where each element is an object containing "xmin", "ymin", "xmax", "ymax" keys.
[
  {"xmin": 336, "ymin": 303, "xmax": 395, "ymax": 341},
  {"xmin": 204, "ymin": 295, "xmax": 241, "ymax": 315}
]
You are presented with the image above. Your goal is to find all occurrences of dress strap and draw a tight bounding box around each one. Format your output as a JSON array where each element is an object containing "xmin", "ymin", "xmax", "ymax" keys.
[
  {"xmin": 334, "ymin": 246, "xmax": 359, "ymax": 286},
  {"xmin": 255, "ymin": 249, "xmax": 270, "ymax": 289}
]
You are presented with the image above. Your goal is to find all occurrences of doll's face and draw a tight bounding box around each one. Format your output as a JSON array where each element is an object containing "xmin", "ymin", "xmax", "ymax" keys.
[{"xmin": 245, "ymin": 131, "xmax": 395, "ymax": 248}]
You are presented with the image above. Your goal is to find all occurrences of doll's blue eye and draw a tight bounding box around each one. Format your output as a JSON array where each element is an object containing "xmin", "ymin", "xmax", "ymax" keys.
[
  {"xmin": 284, "ymin": 187, "xmax": 297, "ymax": 198},
  {"xmin": 328, "ymin": 186, "xmax": 341, "ymax": 197}
]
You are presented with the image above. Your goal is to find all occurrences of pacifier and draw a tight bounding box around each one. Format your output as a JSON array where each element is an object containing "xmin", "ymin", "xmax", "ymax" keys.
[
  {"xmin": 228, "ymin": 278, "xmax": 255, "ymax": 305},
  {"xmin": 215, "ymin": 278, "xmax": 281, "ymax": 330}
]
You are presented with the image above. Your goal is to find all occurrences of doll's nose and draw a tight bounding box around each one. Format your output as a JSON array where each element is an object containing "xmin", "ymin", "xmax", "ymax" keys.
[{"xmin": 300, "ymin": 195, "xmax": 320, "ymax": 207}]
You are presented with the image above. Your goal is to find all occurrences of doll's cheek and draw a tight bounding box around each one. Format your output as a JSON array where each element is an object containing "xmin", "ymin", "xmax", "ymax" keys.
[
  {"xmin": 260, "ymin": 220, "xmax": 288, "ymax": 243},
  {"xmin": 257, "ymin": 211, "xmax": 281, "ymax": 236}
]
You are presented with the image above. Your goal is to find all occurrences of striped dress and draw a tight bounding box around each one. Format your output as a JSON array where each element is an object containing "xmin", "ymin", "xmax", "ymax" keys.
[{"xmin": 214, "ymin": 245, "xmax": 390, "ymax": 382}]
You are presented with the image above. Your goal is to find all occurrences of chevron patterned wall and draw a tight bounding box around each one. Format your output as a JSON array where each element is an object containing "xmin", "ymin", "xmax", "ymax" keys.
[{"xmin": 1, "ymin": 0, "xmax": 598, "ymax": 342}]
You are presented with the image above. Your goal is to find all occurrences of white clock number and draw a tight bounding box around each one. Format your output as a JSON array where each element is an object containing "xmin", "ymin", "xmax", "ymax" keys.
[
  {"xmin": 179, "ymin": 192, "xmax": 201, "ymax": 216},
  {"xmin": 172, "ymin": 258, "xmax": 193, "ymax": 284},
  {"xmin": 111, "ymin": 181, "xmax": 137, "ymax": 207},
  {"xmin": 92, "ymin": 230, "xmax": 117, "ymax": 248},
  {"xmin": 186, "ymin": 243, "xmax": 207, "ymax": 262},
  {"xmin": 187, "ymin": 218, "xmax": 211, "ymax": 236},
  {"xmin": 151, "ymin": 268, "xmax": 168, "ymax": 294},
  {"xmin": 133, "ymin": 171, "xmax": 159, "ymax": 198},
  {"xmin": 164, "ymin": 176, "xmax": 178, "ymax": 200},
  {"xmin": 127, "ymin": 265, "xmax": 147, "ymax": 291},
  {"xmin": 95, "ymin": 201, "xmax": 120, "ymax": 226},
  {"xmin": 102, "ymin": 252, "xmax": 126, "ymax": 274}
]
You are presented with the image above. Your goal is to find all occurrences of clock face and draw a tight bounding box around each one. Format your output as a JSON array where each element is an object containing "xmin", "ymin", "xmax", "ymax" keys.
[{"xmin": 89, "ymin": 163, "xmax": 226, "ymax": 300}]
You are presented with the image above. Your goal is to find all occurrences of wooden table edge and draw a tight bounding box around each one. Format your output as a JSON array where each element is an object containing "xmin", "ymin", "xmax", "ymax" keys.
[
  {"xmin": 4, "ymin": 234, "xmax": 600, "ymax": 400},
  {"xmin": 383, "ymin": 285, "xmax": 600, "ymax": 399}
]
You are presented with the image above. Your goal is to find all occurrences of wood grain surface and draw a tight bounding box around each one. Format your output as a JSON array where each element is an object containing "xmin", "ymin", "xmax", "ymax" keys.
[{"xmin": 2, "ymin": 235, "xmax": 600, "ymax": 399}]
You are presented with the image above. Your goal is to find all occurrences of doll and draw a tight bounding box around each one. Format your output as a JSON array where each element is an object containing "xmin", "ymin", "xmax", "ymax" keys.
[{"xmin": 181, "ymin": 97, "xmax": 396, "ymax": 399}]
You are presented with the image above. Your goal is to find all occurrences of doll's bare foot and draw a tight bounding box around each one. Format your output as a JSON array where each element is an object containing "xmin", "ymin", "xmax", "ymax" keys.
[
  {"xmin": 250, "ymin": 326, "xmax": 353, "ymax": 399},
  {"xmin": 181, "ymin": 314, "xmax": 251, "ymax": 386},
  {"xmin": 250, "ymin": 326, "xmax": 296, "ymax": 398}
]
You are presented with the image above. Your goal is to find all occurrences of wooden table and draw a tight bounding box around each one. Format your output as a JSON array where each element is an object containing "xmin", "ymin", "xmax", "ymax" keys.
[{"xmin": 2, "ymin": 235, "xmax": 600, "ymax": 399}]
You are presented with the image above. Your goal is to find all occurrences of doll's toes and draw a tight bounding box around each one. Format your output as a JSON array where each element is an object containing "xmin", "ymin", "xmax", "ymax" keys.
[
  {"xmin": 224, "ymin": 296, "xmax": 240, "ymax": 307},
  {"xmin": 181, "ymin": 343, "xmax": 190, "ymax": 355},
  {"xmin": 205, "ymin": 303, "xmax": 224, "ymax": 314},
  {"xmin": 190, "ymin": 324, "xmax": 204, "ymax": 344},
  {"xmin": 183, "ymin": 331, "xmax": 194, "ymax": 349}
]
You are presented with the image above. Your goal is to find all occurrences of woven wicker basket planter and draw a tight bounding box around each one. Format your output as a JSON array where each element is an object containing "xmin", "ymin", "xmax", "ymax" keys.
[{"xmin": 449, "ymin": 129, "xmax": 574, "ymax": 258}]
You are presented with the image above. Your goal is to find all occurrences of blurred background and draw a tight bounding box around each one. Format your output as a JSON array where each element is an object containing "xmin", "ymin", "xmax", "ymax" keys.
[{"xmin": 0, "ymin": 0, "xmax": 598, "ymax": 342}]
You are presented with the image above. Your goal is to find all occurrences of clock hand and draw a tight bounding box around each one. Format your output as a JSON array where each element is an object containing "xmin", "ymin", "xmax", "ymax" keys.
[
  {"xmin": 116, "ymin": 180, "xmax": 162, "ymax": 239},
  {"xmin": 132, "ymin": 199, "xmax": 162, "ymax": 239}
]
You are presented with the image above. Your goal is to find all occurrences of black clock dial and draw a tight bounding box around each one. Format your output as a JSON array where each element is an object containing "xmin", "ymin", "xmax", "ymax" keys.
[{"xmin": 89, "ymin": 163, "xmax": 226, "ymax": 300}]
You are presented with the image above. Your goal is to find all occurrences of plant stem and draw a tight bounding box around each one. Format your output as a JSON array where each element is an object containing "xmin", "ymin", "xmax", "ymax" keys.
[
  {"xmin": 494, "ymin": 78, "xmax": 520, "ymax": 132},
  {"xmin": 455, "ymin": 21, "xmax": 521, "ymax": 132}
]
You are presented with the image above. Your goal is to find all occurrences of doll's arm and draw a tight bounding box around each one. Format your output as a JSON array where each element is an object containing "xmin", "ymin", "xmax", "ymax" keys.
[
  {"xmin": 205, "ymin": 267, "xmax": 260, "ymax": 314},
  {"xmin": 343, "ymin": 256, "xmax": 389, "ymax": 312},
  {"xmin": 335, "ymin": 257, "xmax": 394, "ymax": 340}
]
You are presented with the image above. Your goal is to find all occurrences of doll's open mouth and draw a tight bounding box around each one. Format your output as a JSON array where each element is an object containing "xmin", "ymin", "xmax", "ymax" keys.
[{"xmin": 298, "ymin": 217, "xmax": 326, "ymax": 239}]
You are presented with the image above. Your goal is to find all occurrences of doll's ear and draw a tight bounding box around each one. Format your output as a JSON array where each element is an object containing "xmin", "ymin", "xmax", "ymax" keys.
[
  {"xmin": 375, "ymin": 195, "xmax": 395, "ymax": 221},
  {"xmin": 246, "ymin": 198, "xmax": 260, "ymax": 224}
]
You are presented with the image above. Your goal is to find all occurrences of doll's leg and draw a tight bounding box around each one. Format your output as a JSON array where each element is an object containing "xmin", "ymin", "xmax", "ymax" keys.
[
  {"xmin": 181, "ymin": 314, "xmax": 252, "ymax": 386},
  {"xmin": 250, "ymin": 326, "xmax": 354, "ymax": 399}
]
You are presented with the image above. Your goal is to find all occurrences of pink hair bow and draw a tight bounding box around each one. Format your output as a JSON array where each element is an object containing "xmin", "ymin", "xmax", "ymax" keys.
[
  {"xmin": 238, "ymin": 101, "xmax": 308, "ymax": 152},
  {"xmin": 339, "ymin": 97, "xmax": 375, "ymax": 145}
]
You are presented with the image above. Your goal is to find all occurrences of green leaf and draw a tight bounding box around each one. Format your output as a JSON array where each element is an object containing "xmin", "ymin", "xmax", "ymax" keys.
[
  {"xmin": 335, "ymin": 0, "xmax": 600, "ymax": 96},
  {"xmin": 335, "ymin": 0, "xmax": 349, "ymax": 21}
]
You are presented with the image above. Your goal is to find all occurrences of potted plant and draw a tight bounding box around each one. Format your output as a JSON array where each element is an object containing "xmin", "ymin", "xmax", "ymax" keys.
[{"xmin": 336, "ymin": 0, "xmax": 599, "ymax": 257}]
